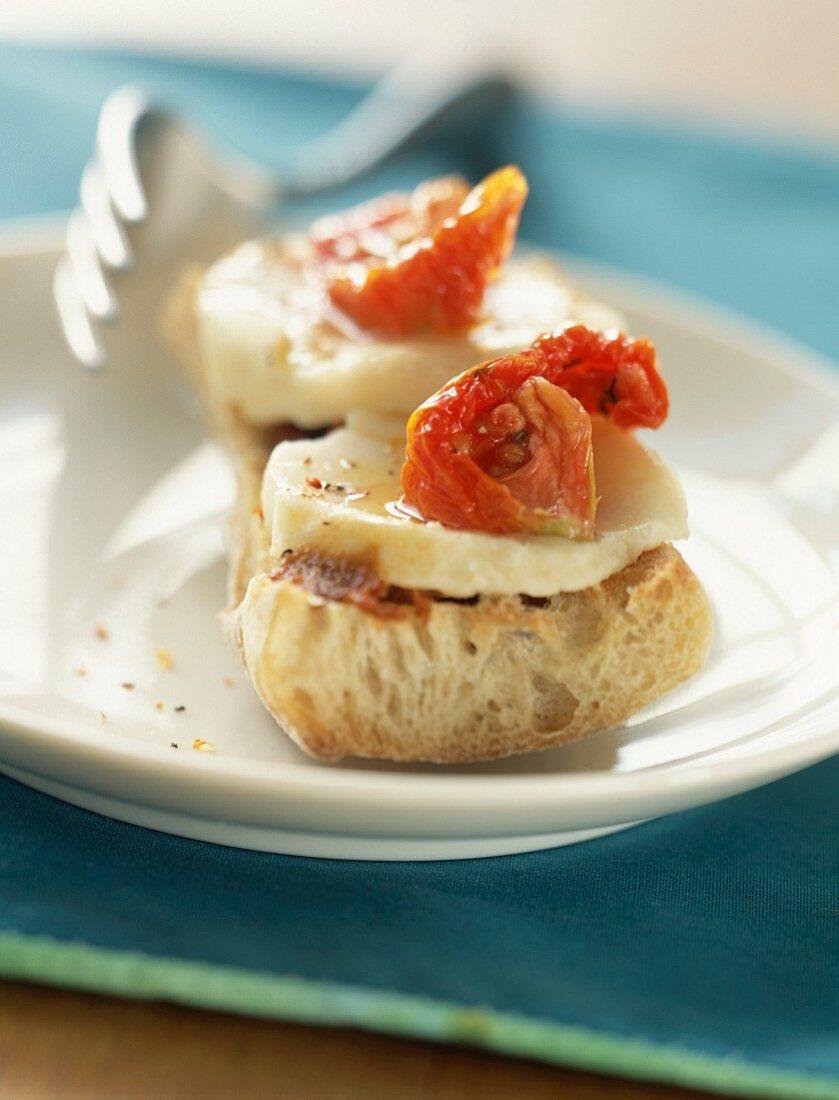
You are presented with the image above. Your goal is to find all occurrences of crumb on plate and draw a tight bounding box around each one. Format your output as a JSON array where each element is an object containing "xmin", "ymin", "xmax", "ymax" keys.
[
  {"xmin": 155, "ymin": 648, "xmax": 174, "ymax": 670},
  {"xmin": 192, "ymin": 738, "xmax": 215, "ymax": 753}
]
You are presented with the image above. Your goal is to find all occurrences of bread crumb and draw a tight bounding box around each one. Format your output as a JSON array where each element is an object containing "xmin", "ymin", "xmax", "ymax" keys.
[
  {"xmin": 99, "ymin": 711, "xmax": 107, "ymax": 722},
  {"xmin": 192, "ymin": 738, "xmax": 215, "ymax": 753},
  {"xmin": 222, "ymin": 676, "xmax": 235, "ymax": 688},
  {"xmin": 94, "ymin": 624, "xmax": 109, "ymax": 641},
  {"xmin": 74, "ymin": 667, "xmax": 87, "ymax": 678},
  {"xmin": 155, "ymin": 701, "xmax": 165, "ymax": 712},
  {"xmin": 121, "ymin": 682, "xmax": 135, "ymax": 691},
  {"xmin": 155, "ymin": 648, "xmax": 174, "ymax": 670}
]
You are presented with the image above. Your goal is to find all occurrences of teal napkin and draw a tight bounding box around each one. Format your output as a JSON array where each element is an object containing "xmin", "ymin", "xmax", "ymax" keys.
[{"xmin": 0, "ymin": 42, "xmax": 837, "ymax": 1100}]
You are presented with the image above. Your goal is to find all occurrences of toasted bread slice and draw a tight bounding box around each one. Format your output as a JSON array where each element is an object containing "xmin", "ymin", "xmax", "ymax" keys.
[
  {"xmin": 165, "ymin": 272, "xmax": 714, "ymax": 763},
  {"xmin": 233, "ymin": 542, "xmax": 712, "ymax": 762}
]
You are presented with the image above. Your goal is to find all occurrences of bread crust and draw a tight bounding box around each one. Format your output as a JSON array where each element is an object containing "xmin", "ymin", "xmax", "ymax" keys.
[
  {"xmin": 165, "ymin": 272, "xmax": 714, "ymax": 763},
  {"xmin": 233, "ymin": 542, "xmax": 712, "ymax": 762}
]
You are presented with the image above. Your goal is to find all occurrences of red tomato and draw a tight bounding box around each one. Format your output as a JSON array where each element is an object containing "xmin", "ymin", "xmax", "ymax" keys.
[
  {"xmin": 401, "ymin": 325, "xmax": 669, "ymax": 537},
  {"xmin": 310, "ymin": 176, "xmax": 468, "ymax": 264},
  {"xmin": 315, "ymin": 166, "xmax": 528, "ymax": 338},
  {"xmin": 528, "ymin": 326, "xmax": 669, "ymax": 430}
]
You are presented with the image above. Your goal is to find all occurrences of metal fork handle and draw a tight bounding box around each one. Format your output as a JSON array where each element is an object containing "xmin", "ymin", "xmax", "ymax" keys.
[
  {"xmin": 282, "ymin": 60, "xmax": 516, "ymax": 200},
  {"xmin": 98, "ymin": 64, "xmax": 516, "ymax": 219}
]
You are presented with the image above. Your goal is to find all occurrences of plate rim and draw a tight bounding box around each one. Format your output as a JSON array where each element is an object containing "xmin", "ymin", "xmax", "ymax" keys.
[{"xmin": 1, "ymin": 215, "xmax": 838, "ymax": 824}]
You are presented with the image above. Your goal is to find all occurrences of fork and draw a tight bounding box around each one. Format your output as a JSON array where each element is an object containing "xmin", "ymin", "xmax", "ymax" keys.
[{"xmin": 54, "ymin": 54, "xmax": 515, "ymax": 370}]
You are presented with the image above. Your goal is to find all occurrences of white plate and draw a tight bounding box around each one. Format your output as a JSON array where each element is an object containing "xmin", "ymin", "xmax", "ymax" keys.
[{"xmin": 1, "ymin": 220, "xmax": 838, "ymax": 860}]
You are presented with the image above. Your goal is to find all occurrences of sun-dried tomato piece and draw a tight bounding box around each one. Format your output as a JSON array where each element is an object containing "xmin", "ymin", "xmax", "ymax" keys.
[
  {"xmin": 310, "ymin": 176, "xmax": 469, "ymax": 265},
  {"xmin": 401, "ymin": 325, "xmax": 669, "ymax": 536},
  {"xmin": 316, "ymin": 166, "xmax": 528, "ymax": 338},
  {"xmin": 528, "ymin": 326, "xmax": 669, "ymax": 430}
]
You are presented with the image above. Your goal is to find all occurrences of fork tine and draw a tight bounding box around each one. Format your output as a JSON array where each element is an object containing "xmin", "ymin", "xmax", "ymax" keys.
[
  {"xmin": 97, "ymin": 86, "xmax": 154, "ymax": 224},
  {"xmin": 65, "ymin": 211, "xmax": 119, "ymax": 322},
  {"xmin": 54, "ymin": 257, "xmax": 106, "ymax": 370},
  {"xmin": 81, "ymin": 160, "xmax": 133, "ymax": 271}
]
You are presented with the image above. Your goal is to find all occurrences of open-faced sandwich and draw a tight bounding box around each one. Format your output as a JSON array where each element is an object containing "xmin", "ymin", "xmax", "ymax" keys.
[{"xmin": 167, "ymin": 166, "xmax": 713, "ymax": 762}]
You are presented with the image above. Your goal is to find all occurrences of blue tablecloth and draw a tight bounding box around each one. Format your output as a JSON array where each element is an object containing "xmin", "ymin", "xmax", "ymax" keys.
[{"xmin": 1, "ymin": 42, "xmax": 838, "ymax": 1099}]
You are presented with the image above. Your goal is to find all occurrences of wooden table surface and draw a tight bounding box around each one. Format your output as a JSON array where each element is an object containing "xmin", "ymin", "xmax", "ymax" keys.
[{"xmin": 0, "ymin": 980, "xmax": 721, "ymax": 1099}]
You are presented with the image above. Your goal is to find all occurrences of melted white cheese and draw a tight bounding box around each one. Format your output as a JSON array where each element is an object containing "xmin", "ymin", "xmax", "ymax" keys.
[
  {"xmin": 261, "ymin": 411, "xmax": 688, "ymax": 598},
  {"xmin": 196, "ymin": 241, "xmax": 623, "ymax": 428}
]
